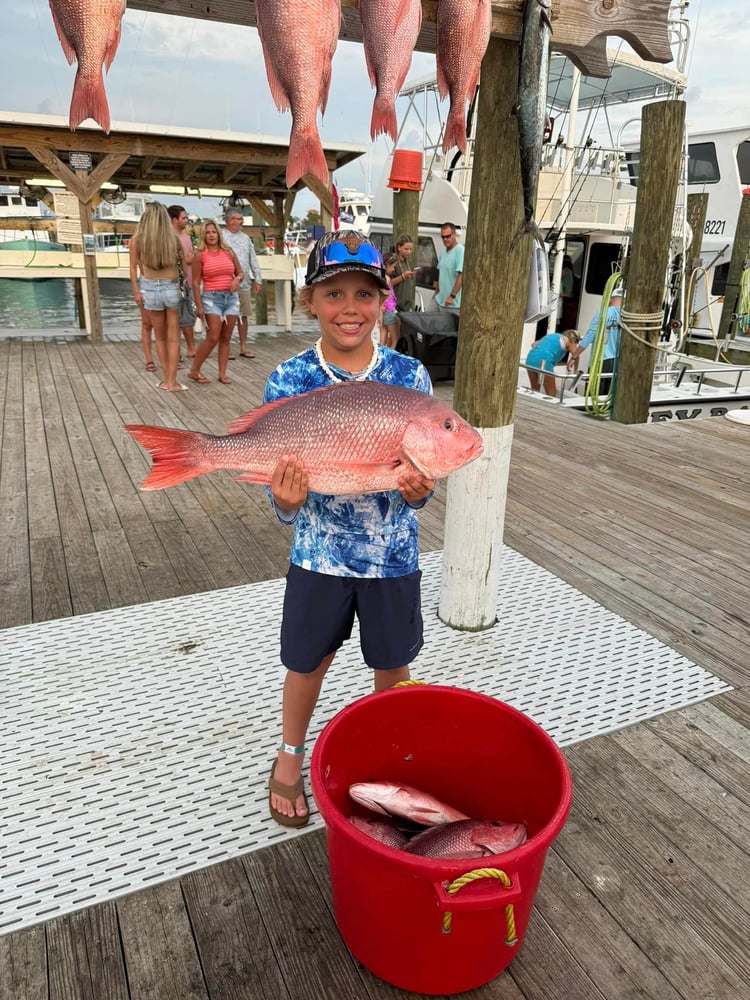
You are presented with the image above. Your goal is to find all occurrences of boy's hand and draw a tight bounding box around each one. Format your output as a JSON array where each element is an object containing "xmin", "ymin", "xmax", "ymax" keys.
[
  {"xmin": 271, "ymin": 455, "xmax": 308, "ymax": 511},
  {"xmin": 398, "ymin": 471, "xmax": 435, "ymax": 505}
]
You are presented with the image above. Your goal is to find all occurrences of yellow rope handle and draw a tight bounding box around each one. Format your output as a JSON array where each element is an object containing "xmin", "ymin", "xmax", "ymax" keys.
[
  {"xmin": 441, "ymin": 868, "xmax": 518, "ymax": 945},
  {"xmin": 392, "ymin": 679, "xmax": 427, "ymax": 687}
]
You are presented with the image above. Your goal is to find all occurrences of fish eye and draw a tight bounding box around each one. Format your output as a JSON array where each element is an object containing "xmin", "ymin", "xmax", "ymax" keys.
[{"xmin": 443, "ymin": 418, "xmax": 455, "ymax": 431}]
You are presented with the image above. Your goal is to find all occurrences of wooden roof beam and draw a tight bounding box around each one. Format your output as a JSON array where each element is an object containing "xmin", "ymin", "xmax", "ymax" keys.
[
  {"xmin": 128, "ymin": 1, "xmax": 673, "ymax": 72},
  {"xmin": 221, "ymin": 163, "xmax": 246, "ymax": 184},
  {"xmin": 2, "ymin": 125, "xmax": 298, "ymax": 166},
  {"xmin": 182, "ymin": 160, "xmax": 202, "ymax": 180},
  {"xmin": 301, "ymin": 174, "xmax": 334, "ymax": 218},
  {"xmin": 247, "ymin": 196, "xmax": 273, "ymax": 224}
]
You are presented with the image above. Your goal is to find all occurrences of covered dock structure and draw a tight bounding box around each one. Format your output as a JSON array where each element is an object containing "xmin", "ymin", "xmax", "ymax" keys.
[{"xmin": 0, "ymin": 113, "xmax": 366, "ymax": 340}]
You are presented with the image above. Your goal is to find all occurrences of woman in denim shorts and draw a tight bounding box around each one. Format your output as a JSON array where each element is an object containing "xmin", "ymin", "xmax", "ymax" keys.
[
  {"xmin": 129, "ymin": 202, "xmax": 185, "ymax": 391},
  {"xmin": 189, "ymin": 222, "xmax": 243, "ymax": 385}
]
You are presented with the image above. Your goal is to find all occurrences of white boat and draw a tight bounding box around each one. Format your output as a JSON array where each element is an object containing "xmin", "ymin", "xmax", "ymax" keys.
[
  {"xmin": 337, "ymin": 187, "xmax": 372, "ymax": 233},
  {"xmin": 93, "ymin": 191, "xmax": 150, "ymax": 251},
  {"xmin": 0, "ymin": 185, "xmax": 62, "ymax": 250},
  {"xmin": 367, "ymin": 4, "xmax": 750, "ymax": 418}
]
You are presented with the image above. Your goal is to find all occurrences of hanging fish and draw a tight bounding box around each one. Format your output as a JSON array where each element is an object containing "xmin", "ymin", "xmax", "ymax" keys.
[
  {"xmin": 436, "ymin": 0, "xmax": 492, "ymax": 154},
  {"xmin": 49, "ymin": 0, "xmax": 126, "ymax": 133},
  {"xmin": 511, "ymin": 0, "xmax": 553, "ymax": 248},
  {"xmin": 359, "ymin": 0, "xmax": 423, "ymax": 141},
  {"xmin": 255, "ymin": 0, "xmax": 341, "ymax": 188}
]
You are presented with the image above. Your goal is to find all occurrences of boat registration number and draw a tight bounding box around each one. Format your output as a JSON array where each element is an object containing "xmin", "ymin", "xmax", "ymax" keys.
[{"xmin": 704, "ymin": 219, "xmax": 726, "ymax": 235}]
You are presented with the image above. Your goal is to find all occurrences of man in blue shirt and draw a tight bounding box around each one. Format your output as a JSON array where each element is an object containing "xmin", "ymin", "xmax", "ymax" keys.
[
  {"xmin": 568, "ymin": 286, "xmax": 623, "ymax": 393},
  {"xmin": 434, "ymin": 223, "xmax": 464, "ymax": 310}
]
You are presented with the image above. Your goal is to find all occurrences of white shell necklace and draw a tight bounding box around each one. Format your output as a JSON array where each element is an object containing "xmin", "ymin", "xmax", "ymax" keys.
[{"xmin": 314, "ymin": 335, "xmax": 379, "ymax": 383}]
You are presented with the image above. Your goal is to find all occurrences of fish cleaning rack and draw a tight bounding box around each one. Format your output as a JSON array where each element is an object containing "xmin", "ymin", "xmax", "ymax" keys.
[{"xmin": 0, "ymin": 548, "xmax": 729, "ymax": 934}]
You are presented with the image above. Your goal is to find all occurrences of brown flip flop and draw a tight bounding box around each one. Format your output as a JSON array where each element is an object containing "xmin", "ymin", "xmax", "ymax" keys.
[{"xmin": 268, "ymin": 759, "xmax": 309, "ymax": 828}]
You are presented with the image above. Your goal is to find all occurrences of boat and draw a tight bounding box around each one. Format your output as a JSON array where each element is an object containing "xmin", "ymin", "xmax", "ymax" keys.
[
  {"xmin": 336, "ymin": 187, "xmax": 372, "ymax": 233},
  {"xmin": 367, "ymin": 3, "xmax": 750, "ymax": 418},
  {"xmin": 93, "ymin": 191, "xmax": 150, "ymax": 252},
  {"xmin": 0, "ymin": 185, "xmax": 66, "ymax": 252}
]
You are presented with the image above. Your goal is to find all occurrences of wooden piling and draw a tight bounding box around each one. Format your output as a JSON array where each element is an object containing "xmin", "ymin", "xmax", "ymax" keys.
[
  {"xmin": 717, "ymin": 192, "xmax": 750, "ymax": 342},
  {"xmin": 392, "ymin": 189, "xmax": 419, "ymax": 310},
  {"xmin": 439, "ymin": 36, "xmax": 532, "ymax": 630},
  {"xmin": 611, "ymin": 99, "xmax": 685, "ymax": 425},
  {"xmin": 685, "ymin": 192, "xmax": 708, "ymax": 337}
]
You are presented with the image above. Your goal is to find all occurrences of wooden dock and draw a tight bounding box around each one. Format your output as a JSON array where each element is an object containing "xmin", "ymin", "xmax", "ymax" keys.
[{"xmin": 1, "ymin": 328, "xmax": 748, "ymax": 999}]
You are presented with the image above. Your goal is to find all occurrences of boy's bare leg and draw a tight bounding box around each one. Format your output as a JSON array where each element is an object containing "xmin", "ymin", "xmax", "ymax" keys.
[
  {"xmin": 373, "ymin": 666, "xmax": 410, "ymax": 691},
  {"xmin": 272, "ymin": 653, "xmax": 335, "ymax": 819}
]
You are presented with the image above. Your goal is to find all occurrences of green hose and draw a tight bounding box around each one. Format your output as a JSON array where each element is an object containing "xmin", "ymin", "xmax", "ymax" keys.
[
  {"xmin": 584, "ymin": 272, "xmax": 622, "ymax": 418},
  {"xmin": 738, "ymin": 267, "xmax": 750, "ymax": 334}
]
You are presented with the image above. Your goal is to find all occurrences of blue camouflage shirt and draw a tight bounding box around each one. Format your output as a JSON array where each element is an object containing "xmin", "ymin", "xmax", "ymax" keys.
[{"xmin": 263, "ymin": 343, "xmax": 433, "ymax": 578}]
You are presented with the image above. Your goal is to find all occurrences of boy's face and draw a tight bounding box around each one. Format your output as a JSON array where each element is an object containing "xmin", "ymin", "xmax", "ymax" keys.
[{"xmin": 309, "ymin": 271, "xmax": 381, "ymax": 352}]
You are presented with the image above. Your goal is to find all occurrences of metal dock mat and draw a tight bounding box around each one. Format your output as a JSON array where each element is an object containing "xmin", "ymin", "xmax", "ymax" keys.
[{"xmin": 0, "ymin": 548, "xmax": 730, "ymax": 933}]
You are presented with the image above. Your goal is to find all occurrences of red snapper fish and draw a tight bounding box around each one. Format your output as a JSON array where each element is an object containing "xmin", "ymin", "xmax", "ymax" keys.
[
  {"xmin": 349, "ymin": 816, "xmax": 409, "ymax": 849},
  {"xmin": 404, "ymin": 819, "xmax": 528, "ymax": 859},
  {"xmin": 124, "ymin": 381, "xmax": 482, "ymax": 494},
  {"xmin": 436, "ymin": 0, "xmax": 492, "ymax": 153},
  {"xmin": 49, "ymin": 0, "xmax": 126, "ymax": 133},
  {"xmin": 359, "ymin": 0, "xmax": 423, "ymax": 141},
  {"xmin": 255, "ymin": 0, "xmax": 341, "ymax": 187},
  {"xmin": 348, "ymin": 781, "xmax": 471, "ymax": 826}
]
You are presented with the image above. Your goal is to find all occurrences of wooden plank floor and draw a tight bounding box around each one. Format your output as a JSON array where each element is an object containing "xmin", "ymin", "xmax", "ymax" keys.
[{"xmin": 1, "ymin": 329, "xmax": 748, "ymax": 999}]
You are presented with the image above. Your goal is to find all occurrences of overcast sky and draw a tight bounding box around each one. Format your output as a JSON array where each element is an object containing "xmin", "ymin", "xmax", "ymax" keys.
[{"xmin": 1, "ymin": 0, "xmax": 747, "ymax": 219}]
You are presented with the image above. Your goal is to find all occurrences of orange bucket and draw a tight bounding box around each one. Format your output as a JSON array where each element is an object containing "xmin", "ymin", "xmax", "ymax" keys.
[{"xmin": 388, "ymin": 149, "xmax": 423, "ymax": 191}]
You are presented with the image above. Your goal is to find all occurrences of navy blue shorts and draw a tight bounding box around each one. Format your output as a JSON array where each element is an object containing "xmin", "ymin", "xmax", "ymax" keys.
[{"xmin": 280, "ymin": 563, "xmax": 423, "ymax": 673}]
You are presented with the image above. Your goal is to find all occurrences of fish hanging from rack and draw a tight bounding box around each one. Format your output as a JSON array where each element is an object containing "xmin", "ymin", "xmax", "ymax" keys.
[
  {"xmin": 359, "ymin": 0, "xmax": 423, "ymax": 142},
  {"xmin": 436, "ymin": 0, "xmax": 492, "ymax": 154},
  {"xmin": 511, "ymin": 0, "xmax": 553, "ymax": 249},
  {"xmin": 255, "ymin": 0, "xmax": 341, "ymax": 188},
  {"xmin": 49, "ymin": 0, "xmax": 126, "ymax": 133}
]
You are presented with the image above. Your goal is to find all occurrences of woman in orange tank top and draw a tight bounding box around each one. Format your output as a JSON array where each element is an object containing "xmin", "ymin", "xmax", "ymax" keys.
[{"xmin": 189, "ymin": 221, "xmax": 244, "ymax": 385}]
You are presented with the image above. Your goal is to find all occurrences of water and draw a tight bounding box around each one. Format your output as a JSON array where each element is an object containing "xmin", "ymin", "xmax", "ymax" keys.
[{"xmin": 0, "ymin": 277, "xmax": 139, "ymax": 331}]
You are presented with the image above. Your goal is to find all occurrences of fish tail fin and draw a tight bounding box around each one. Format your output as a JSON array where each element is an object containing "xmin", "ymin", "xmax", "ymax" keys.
[
  {"xmin": 124, "ymin": 424, "xmax": 211, "ymax": 490},
  {"xmin": 442, "ymin": 105, "xmax": 467, "ymax": 154},
  {"xmin": 510, "ymin": 219, "xmax": 545, "ymax": 252},
  {"xmin": 286, "ymin": 126, "xmax": 328, "ymax": 187},
  {"xmin": 69, "ymin": 72, "xmax": 111, "ymax": 132},
  {"xmin": 370, "ymin": 94, "xmax": 398, "ymax": 142}
]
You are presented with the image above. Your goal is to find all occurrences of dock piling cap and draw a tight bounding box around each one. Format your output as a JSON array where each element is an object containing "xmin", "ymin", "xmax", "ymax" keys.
[{"xmin": 388, "ymin": 150, "xmax": 423, "ymax": 192}]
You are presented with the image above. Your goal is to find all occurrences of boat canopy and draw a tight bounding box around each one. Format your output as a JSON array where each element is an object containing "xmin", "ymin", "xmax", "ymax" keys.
[{"xmin": 401, "ymin": 49, "xmax": 686, "ymax": 113}]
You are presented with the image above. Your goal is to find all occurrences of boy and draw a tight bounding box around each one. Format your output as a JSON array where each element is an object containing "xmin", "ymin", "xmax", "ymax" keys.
[{"xmin": 265, "ymin": 231, "xmax": 434, "ymax": 826}]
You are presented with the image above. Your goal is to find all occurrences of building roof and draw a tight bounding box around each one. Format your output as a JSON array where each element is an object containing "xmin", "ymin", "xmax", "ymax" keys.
[{"xmin": 0, "ymin": 111, "xmax": 365, "ymax": 208}]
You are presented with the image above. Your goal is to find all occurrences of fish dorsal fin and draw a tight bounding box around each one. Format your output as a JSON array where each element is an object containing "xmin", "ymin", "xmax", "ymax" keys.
[
  {"xmin": 49, "ymin": 5, "xmax": 76, "ymax": 64},
  {"xmin": 227, "ymin": 395, "xmax": 290, "ymax": 435},
  {"xmin": 226, "ymin": 384, "xmax": 336, "ymax": 435}
]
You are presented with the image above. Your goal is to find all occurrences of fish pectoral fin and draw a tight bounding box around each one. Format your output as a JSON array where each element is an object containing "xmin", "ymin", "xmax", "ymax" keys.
[{"xmin": 398, "ymin": 447, "xmax": 428, "ymax": 477}]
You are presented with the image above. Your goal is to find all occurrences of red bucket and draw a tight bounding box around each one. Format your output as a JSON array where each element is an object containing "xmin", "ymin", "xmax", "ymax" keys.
[
  {"xmin": 387, "ymin": 149, "xmax": 423, "ymax": 191},
  {"xmin": 311, "ymin": 685, "xmax": 572, "ymax": 995}
]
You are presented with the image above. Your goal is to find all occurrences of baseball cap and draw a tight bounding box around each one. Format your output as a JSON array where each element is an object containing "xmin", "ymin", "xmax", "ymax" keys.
[{"xmin": 305, "ymin": 231, "xmax": 388, "ymax": 289}]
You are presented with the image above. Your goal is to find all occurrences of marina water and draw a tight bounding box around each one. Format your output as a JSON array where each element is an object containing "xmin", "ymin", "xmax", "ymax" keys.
[{"xmin": 0, "ymin": 277, "xmax": 137, "ymax": 332}]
